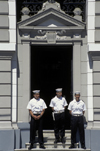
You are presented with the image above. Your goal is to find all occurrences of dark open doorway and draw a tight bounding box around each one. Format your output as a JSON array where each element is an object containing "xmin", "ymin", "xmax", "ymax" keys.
[{"xmin": 31, "ymin": 45, "xmax": 73, "ymax": 129}]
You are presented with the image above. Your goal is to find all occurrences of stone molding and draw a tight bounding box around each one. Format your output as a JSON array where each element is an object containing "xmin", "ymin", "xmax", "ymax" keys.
[
  {"xmin": 0, "ymin": 51, "xmax": 15, "ymax": 60},
  {"xmin": 18, "ymin": 8, "xmax": 85, "ymax": 27},
  {"xmin": 89, "ymin": 51, "xmax": 100, "ymax": 61}
]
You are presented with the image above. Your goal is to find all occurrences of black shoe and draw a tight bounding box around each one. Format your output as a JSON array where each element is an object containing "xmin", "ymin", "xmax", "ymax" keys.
[
  {"xmin": 61, "ymin": 137, "xmax": 65, "ymax": 143},
  {"xmin": 40, "ymin": 144, "xmax": 46, "ymax": 149},
  {"xmin": 82, "ymin": 146, "xmax": 86, "ymax": 149},
  {"xmin": 69, "ymin": 145, "xmax": 75, "ymax": 149},
  {"xmin": 54, "ymin": 138, "xmax": 60, "ymax": 144},
  {"xmin": 28, "ymin": 144, "xmax": 33, "ymax": 150}
]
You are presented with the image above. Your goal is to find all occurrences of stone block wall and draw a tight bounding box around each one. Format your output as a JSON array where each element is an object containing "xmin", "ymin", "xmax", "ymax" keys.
[
  {"xmin": 0, "ymin": 1, "xmax": 9, "ymax": 42},
  {"xmin": 0, "ymin": 0, "xmax": 17, "ymax": 127},
  {"xmin": 95, "ymin": 1, "xmax": 100, "ymax": 42},
  {"xmin": 17, "ymin": 43, "xmax": 30, "ymax": 123},
  {"xmin": 93, "ymin": 60, "xmax": 100, "ymax": 127},
  {"xmin": 0, "ymin": 0, "xmax": 11, "ymax": 124}
]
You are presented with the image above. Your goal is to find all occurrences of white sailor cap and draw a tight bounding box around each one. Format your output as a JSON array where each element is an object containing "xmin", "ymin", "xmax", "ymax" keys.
[
  {"xmin": 75, "ymin": 91, "xmax": 80, "ymax": 95},
  {"xmin": 56, "ymin": 88, "xmax": 62, "ymax": 92},
  {"xmin": 32, "ymin": 90, "xmax": 40, "ymax": 94}
]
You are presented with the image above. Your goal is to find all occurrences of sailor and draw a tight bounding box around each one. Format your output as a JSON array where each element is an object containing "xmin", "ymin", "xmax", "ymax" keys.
[
  {"xmin": 27, "ymin": 90, "xmax": 47, "ymax": 149},
  {"xmin": 68, "ymin": 91, "xmax": 86, "ymax": 149},
  {"xmin": 49, "ymin": 88, "xmax": 68, "ymax": 143}
]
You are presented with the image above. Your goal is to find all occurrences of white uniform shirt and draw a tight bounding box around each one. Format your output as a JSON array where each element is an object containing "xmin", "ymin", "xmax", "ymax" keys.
[
  {"xmin": 49, "ymin": 96, "xmax": 68, "ymax": 111},
  {"xmin": 27, "ymin": 98, "xmax": 47, "ymax": 113},
  {"xmin": 68, "ymin": 99, "xmax": 86, "ymax": 115}
]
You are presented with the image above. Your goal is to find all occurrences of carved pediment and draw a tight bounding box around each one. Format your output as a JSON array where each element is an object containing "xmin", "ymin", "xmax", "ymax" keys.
[
  {"xmin": 18, "ymin": 7, "xmax": 85, "ymax": 29},
  {"xmin": 17, "ymin": 1, "xmax": 86, "ymax": 44}
]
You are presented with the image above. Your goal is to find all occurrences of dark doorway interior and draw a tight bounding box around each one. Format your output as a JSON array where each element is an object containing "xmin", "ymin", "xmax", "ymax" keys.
[{"xmin": 31, "ymin": 45, "xmax": 73, "ymax": 129}]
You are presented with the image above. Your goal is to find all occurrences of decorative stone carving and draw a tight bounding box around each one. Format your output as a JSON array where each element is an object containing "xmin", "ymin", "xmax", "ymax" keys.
[
  {"xmin": 41, "ymin": 1, "xmax": 61, "ymax": 12},
  {"xmin": 21, "ymin": 7, "xmax": 30, "ymax": 20},
  {"xmin": 56, "ymin": 35, "xmax": 67, "ymax": 40},
  {"xmin": 18, "ymin": 0, "xmax": 86, "ymax": 22},
  {"xmin": 35, "ymin": 30, "xmax": 67, "ymax": 41},
  {"xmin": 21, "ymin": 7, "xmax": 30, "ymax": 15},
  {"xmin": 73, "ymin": 7, "xmax": 82, "ymax": 21},
  {"xmin": 46, "ymin": 32, "xmax": 56, "ymax": 43},
  {"xmin": 73, "ymin": 8, "xmax": 82, "ymax": 16},
  {"xmin": 74, "ymin": 33, "xmax": 80, "ymax": 38},
  {"xmin": 38, "ymin": 30, "xmax": 66, "ymax": 35},
  {"xmin": 38, "ymin": 30, "xmax": 46, "ymax": 35},
  {"xmin": 35, "ymin": 35, "xmax": 47, "ymax": 40},
  {"xmin": 56, "ymin": 30, "xmax": 66, "ymax": 35},
  {"xmin": 23, "ymin": 33, "xmax": 30, "ymax": 38}
]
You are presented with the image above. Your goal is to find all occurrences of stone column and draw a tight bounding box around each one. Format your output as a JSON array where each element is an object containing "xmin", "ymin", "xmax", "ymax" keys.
[
  {"xmin": 23, "ymin": 43, "xmax": 30, "ymax": 122},
  {"xmin": 17, "ymin": 43, "xmax": 30, "ymax": 123}
]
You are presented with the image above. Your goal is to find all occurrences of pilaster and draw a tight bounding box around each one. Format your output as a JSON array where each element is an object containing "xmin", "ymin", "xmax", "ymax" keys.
[{"xmin": 73, "ymin": 42, "xmax": 81, "ymax": 95}]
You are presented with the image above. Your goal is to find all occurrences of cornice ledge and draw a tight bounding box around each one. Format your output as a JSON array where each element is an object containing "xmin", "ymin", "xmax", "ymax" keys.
[
  {"xmin": 89, "ymin": 51, "xmax": 100, "ymax": 61},
  {"xmin": 0, "ymin": 51, "xmax": 15, "ymax": 60}
]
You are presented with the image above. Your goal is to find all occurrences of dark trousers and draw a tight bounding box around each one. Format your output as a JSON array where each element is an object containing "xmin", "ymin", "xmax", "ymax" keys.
[
  {"xmin": 54, "ymin": 112, "xmax": 65, "ymax": 139},
  {"xmin": 30, "ymin": 115, "xmax": 43, "ymax": 145},
  {"xmin": 71, "ymin": 115, "xmax": 85, "ymax": 147}
]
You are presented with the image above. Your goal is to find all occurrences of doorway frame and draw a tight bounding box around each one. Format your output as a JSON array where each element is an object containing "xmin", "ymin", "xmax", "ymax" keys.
[
  {"xmin": 17, "ymin": 1, "xmax": 87, "ymax": 123},
  {"xmin": 17, "ymin": 42, "xmax": 82, "ymax": 122},
  {"xmin": 17, "ymin": 34, "xmax": 86, "ymax": 124}
]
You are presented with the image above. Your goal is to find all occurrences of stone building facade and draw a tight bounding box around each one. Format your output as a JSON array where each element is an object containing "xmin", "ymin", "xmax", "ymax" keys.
[{"xmin": 0, "ymin": 0, "xmax": 100, "ymax": 151}]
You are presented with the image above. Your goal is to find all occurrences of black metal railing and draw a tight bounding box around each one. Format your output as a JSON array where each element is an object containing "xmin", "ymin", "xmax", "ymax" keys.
[{"xmin": 17, "ymin": 0, "xmax": 86, "ymax": 22}]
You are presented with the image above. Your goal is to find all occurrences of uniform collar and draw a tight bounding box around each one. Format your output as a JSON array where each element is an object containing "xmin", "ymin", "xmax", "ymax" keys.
[
  {"xmin": 56, "ymin": 96, "xmax": 62, "ymax": 100},
  {"xmin": 34, "ymin": 98, "xmax": 40, "ymax": 101},
  {"xmin": 74, "ymin": 99, "xmax": 81, "ymax": 102}
]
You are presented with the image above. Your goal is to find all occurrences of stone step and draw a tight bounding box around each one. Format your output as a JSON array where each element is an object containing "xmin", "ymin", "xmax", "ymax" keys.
[
  {"xmin": 43, "ymin": 138, "xmax": 71, "ymax": 143},
  {"xmin": 43, "ymin": 133, "xmax": 71, "ymax": 137},
  {"xmin": 43, "ymin": 130, "xmax": 71, "ymax": 132},
  {"xmin": 25, "ymin": 142, "xmax": 72, "ymax": 149},
  {"xmin": 31, "ymin": 136, "xmax": 71, "ymax": 142},
  {"xmin": 43, "ymin": 136, "xmax": 71, "ymax": 139},
  {"xmin": 39, "ymin": 131, "xmax": 71, "ymax": 137},
  {"xmin": 43, "ymin": 130, "xmax": 71, "ymax": 133},
  {"xmin": 43, "ymin": 130, "xmax": 71, "ymax": 135},
  {"xmin": 25, "ymin": 130, "xmax": 71, "ymax": 149},
  {"xmin": 15, "ymin": 148, "xmax": 91, "ymax": 151}
]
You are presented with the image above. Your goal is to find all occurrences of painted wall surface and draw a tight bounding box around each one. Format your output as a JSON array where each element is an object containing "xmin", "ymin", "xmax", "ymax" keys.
[{"xmin": 0, "ymin": 0, "xmax": 100, "ymax": 151}]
